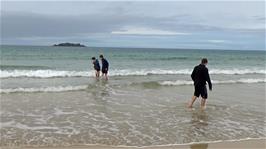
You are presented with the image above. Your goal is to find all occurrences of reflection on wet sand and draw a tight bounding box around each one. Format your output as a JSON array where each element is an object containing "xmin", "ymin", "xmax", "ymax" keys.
[
  {"xmin": 182, "ymin": 109, "xmax": 210, "ymax": 143},
  {"xmin": 191, "ymin": 110, "xmax": 208, "ymax": 125},
  {"xmin": 190, "ymin": 143, "xmax": 208, "ymax": 149}
]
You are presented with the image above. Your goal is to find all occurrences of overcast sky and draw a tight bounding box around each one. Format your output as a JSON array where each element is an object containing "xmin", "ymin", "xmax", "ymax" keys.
[{"xmin": 1, "ymin": 1, "xmax": 265, "ymax": 50}]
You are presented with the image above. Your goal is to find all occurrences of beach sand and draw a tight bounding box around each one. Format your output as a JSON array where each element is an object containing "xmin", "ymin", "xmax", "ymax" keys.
[{"xmin": 2, "ymin": 139, "xmax": 265, "ymax": 149}]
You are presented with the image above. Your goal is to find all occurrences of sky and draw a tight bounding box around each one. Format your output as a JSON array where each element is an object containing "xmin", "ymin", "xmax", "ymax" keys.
[{"xmin": 1, "ymin": 1, "xmax": 265, "ymax": 50}]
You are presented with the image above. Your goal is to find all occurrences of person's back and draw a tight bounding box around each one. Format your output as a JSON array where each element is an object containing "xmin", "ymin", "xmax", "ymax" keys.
[
  {"xmin": 91, "ymin": 57, "xmax": 100, "ymax": 78},
  {"xmin": 101, "ymin": 58, "xmax": 109, "ymax": 70},
  {"xmin": 99, "ymin": 54, "xmax": 109, "ymax": 80},
  {"xmin": 191, "ymin": 64, "xmax": 210, "ymax": 87},
  {"xmin": 93, "ymin": 59, "xmax": 100, "ymax": 70}
]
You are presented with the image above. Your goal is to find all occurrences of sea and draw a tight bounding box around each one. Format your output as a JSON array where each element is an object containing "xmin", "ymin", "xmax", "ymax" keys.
[{"xmin": 0, "ymin": 45, "xmax": 265, "ymax": 147}]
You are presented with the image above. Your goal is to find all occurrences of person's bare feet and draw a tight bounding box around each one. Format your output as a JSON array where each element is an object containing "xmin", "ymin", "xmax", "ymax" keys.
[
  {"xmin": 187, "ymin": 102, "xmax": 193, "ymax": 108},
  {"xmin": 200, "ymin": 106, "xmax": 206, "ymax": 111}
]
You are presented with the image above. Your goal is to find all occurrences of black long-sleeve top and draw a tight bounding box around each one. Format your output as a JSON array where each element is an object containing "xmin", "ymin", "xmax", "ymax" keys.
[
  {"xmin": 191, "ymin": 64, "xmax": 212, "ymax": 90},
  {"xmin": 101, "ymin": 58, "xmax": 109, "ymax": 70},
  {"xmin": 93, "ymin": 59, "xmax": 100, "ymax": 70}
]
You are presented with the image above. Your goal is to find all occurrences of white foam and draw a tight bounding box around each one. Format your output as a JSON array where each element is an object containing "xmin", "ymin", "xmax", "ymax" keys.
[
  {"xmin": 160, "ymin": 78, "xmax": 266, "ymax": 86},
  {"xmin": 160, "ymin": 80, "xmax": 193, "ymax": 85},
  {"xmin": 0, "ymin": 70, "xmax": 92, "ymax": 78},
  {"xmin": 1, "ymin": 68, "xmax": 265, "ymax": 78},
  {"xmin": 210, "ymin": 69, "xmax": 266, "ymax": 75},
  {"xmin": 0, "ymin": 85, "xmax": 88, "ymax": 93},
  {"xmin": 1, "ymin": 121, "xmax": 59, "ymax": 131},
  {"xmin": 81, "ymin": 137, "xmax": 266, "ymax": 148},
  {"xmin": 1, "ymin": 78, "xmax": 265, "ymax": 93}
]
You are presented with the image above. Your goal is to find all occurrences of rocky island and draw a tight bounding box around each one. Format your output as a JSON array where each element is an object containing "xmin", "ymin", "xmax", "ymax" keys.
[{"xmin": 53, "ymin": 42, "xmax": 86, "ymax": 47}]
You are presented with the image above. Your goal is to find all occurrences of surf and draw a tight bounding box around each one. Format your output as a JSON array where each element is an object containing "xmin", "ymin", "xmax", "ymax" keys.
[
  {"xmin": 1, "ymin": 78, "xmax": 265, "ymax": 93},
  {"xmin": 1, "ymin": 69, "xmax": 265, "ymax": 78}
]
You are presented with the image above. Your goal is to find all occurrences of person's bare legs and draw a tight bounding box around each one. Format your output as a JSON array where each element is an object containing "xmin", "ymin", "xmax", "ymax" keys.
[
  {"xmin": 188, "ymin": 96, "xmax": 197, "ymax": 108},
  {"xmin": 97, "ymin": 71, "xmax": 100, "ymax": 78},
  {"xmin": 95, "ymin": 71, "xmax": 97, "ymax": 77},
  {"xmin": 102, "ymin": 73, "xmax": 108, "ymax": 80},
  {"xmin": 104, "ymin": 73, "xmax": 108, "ymax": 80},
  {"xmin": 95, "ymin": 71, "xmax": 99, "ymax": 78},
  {"xmin": 201, "ymin": 98, "xmax": 207, "ymax": 110}
]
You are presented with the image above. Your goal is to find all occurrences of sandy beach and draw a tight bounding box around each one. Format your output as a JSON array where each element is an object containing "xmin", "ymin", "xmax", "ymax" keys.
[
  {"xmin": 2, "ymin": 1, "xmax": 266, "ymax": 149},
  {"xmin": 1, "ymin": 139, "xmax": 265, "ymax": 149}
]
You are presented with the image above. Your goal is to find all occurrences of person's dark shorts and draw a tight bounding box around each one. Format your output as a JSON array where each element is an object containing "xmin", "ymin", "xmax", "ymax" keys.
[
  {"xmin": 94, "ymin": 66, "xmax": 100, "ymax": 72},
  {"xmin": 102, "ymin": 68, "xmax": 108, "ymax": 74},
  {"xmin": 194, "ymin": 85, "xmax": 208, "ymax": 99}
]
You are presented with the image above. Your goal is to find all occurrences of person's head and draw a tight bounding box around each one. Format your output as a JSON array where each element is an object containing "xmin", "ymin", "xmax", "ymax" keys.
[
  {"xmin": 99, "ymin": 54, "xmax": 104, "ymax": 59},
  {"xmin": 201, "ymin": 58, "xmax": 208, "ymax": 65},
  {"xmin": 91, "ymin": 57, "xmax": 96, "ymax": 61}
]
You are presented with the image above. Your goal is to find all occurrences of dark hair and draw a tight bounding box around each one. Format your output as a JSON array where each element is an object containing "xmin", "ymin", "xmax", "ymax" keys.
[
  {"xmin": 99, "ymin": 55, "xmax": 104, "ymax": 58},
  {"xmin": 201, "ymin": 58, "xmax": 208, "ymax": 64},
  {"xmin": 91, "ymin": 57, "xmax": 96, "ymax": 60}
]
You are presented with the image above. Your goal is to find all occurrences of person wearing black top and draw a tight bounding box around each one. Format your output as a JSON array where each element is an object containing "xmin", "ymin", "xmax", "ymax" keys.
[
  {"xmin": 188, "ymin": 58, "xmax": 212, "ymax": 110},
  {"xmin": 99, "ymin": 54, "xmax": 109, "ymax": 80},
  {"xmin": 91, "ymin": 57, "xmax": 100, "ymax": 78}
]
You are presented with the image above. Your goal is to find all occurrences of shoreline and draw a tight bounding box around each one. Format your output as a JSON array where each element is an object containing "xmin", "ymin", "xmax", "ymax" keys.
[{"xmin": 2, "ymin": 138, "xmax": 266, "ymax": 149}]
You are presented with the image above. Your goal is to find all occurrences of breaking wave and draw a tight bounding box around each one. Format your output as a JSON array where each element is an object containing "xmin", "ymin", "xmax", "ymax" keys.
[
  {"xmin": 1, "ymin": 79, "xmax": 265, "ymax": 93},
  {"xmin": 159, "ymin": 78, "xmax": 266, "ymax": 86},
  {"xmin": 1, "ymin": 69, "xmax": 265, "ymax": 78},
  {"xmin": 0, "ymin": 85, "xmax": 88, "ymax": 93}
]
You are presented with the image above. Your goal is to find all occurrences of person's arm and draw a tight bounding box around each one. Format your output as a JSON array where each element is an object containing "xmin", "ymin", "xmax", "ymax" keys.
[
  {"xmin": 105, "ymin": 60, "xmax": 109, "ymax": 70},
  {"xmin": 102, "ymin": 60, "xmax": 107, "ymax": 71},
  {"xmin": 191, "ymin": 67, "xmax": 196, "ymax": 81},
  {"xmin": 205, "ymin": 68, "xmax": 212, "ymax": 90},
  {"xmin": 92, "ymin": 61, "xmax": 95, "ymax": 68}
]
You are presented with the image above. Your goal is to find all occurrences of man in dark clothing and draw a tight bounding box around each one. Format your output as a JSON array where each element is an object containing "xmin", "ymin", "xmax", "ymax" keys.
[
  {"xmin": 99, "ymin": 54, "xmax": 109, "ymax": 80},
  {"xmin": 91, "ymin": 57, "xmax": 100, "ymax": 78},
  {"xmin": 188, "ymin": 58, "xmax": 212, "ymax": 110}
]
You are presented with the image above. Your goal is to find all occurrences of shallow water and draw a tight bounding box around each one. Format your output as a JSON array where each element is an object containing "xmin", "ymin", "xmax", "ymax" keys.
[
  {"xmin": 1, "ymin": 83, "xmax": 265, "ymax": 146},
  {"xmin": 0, "ymin": 46, "xmax": 265, "ymax": 146}
]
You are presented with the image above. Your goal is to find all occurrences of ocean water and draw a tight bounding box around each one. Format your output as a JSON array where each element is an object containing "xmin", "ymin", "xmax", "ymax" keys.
[{"xmin": 0, "ymin": 45, "xmax": 265, "ymax": 147}]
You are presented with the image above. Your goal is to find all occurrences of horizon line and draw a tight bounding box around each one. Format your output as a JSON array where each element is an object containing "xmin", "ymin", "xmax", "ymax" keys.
[{"xmin": 1, "ymin": 44, "xmax": 265, "ymax": 51}]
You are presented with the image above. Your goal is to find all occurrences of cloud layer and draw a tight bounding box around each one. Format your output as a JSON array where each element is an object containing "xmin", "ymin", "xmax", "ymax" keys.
[{"xmin": 1, "ymin": 1, "xmax": 265, "ymax": 50}]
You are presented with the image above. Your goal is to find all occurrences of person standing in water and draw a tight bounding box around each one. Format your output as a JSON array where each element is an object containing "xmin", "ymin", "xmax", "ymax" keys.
[
  {"xmin": 91, "ymin": 57, "xmax": 100, "ymax": 78},
  {"xmin": 99, "ymin": 54, "xmax": 109, "ymax": 80},
  {"xmin": 188, "ymin": 58, "xmax": 212, "ymax": 110}
]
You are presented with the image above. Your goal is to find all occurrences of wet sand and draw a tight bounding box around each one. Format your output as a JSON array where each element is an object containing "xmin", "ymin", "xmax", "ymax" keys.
[{"xmin": 2, "ymin": 139, "xmax": 265, "ymax": 149}]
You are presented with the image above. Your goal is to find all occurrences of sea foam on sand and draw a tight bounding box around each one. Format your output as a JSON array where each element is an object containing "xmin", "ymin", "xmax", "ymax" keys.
[{"xmin": 1, "ymin": 138, "xmax": 265, "ymax": 149}]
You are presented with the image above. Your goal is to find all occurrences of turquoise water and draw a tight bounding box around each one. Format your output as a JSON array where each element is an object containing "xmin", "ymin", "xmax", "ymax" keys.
[
  {"xmin": 1, "ymin": 45, "xmax": 265, "ymax": 71},
  {"xmin": 0, "ymin": 45, "xmax": 265, "ymax": 146},
  {"xmin": 1, "ymin": 45, "xmax": 265, "ymax": 90}
]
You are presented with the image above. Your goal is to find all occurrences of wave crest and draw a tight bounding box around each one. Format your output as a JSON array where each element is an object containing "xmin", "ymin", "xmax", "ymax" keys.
[
  {"xmin": 0, "ymin": 69, "xmax": 265, "ymax": 78},
  {"xmin": 0, "ymin": 85, "xmax": 88, "ymax": 93},
  {"xmin": 1, "ymin": 79, "xmax": 264, "ymax": 93},
  {"xmin": 160, "ymin": 79, "xmax": 266, "ymax": 86}
]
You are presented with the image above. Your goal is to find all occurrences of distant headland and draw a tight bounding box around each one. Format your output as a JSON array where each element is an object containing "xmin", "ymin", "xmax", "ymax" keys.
[{"xmin": 53, "ymin": 42, "xmax": 86, "ymax": 47}]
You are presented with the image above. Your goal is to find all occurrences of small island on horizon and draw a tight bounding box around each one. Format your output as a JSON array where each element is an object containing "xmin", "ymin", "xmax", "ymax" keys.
[{"xmin": 53, "ymin": 42, "xmax": 86, "ymax": 47}]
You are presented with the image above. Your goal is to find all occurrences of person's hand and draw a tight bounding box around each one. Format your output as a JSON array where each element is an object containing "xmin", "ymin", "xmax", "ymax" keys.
[{"xmin": 209, "ymin": 87, "xmax": 212, "ymax": 91}]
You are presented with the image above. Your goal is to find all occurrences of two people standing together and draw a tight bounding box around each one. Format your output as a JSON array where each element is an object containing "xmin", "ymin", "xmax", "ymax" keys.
[{"xmin": 91, "ymin": 54, "xmax": 109, "ymax": 80}]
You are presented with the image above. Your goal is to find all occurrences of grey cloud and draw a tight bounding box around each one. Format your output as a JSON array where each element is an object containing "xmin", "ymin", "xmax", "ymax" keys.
[
  {"xmin": 2, "ymin": 11, "xmax": 125, "ymax": 38},
  {"xmin": 253, "ymin": 16, "xmax": 266, "ymax": 21},
  {"xmin": 2, "ymin": 7, "xmax": 264, "ymax": 40},
  {"xmin": 2, "ymin": 11, "xmax": 223, "ymax": 39}
]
